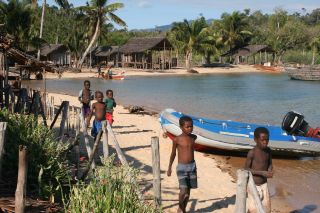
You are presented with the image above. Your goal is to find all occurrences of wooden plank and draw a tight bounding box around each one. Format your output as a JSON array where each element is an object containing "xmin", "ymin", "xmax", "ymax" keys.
[
  {"xmin": 50, "ymin": 101, "xmax": 64, "ymax": 130},
  {"xmin": 106, "ymin": 122, "xmax": 128, "ymax": 166},
  {"xmin": 151, "ymin": 136, "xmax": 161, "ymax": 207},
  {"xmin": 80, "ymin": 130, "xmax": 103, "ymax": 180},
  {"xmin": 235, "ymin": 169, "xmax": 249, "ymax": 213},
  {"xmin": 59, "ymin": 101, "xmax": 69, "ymax": 140},
  {"xmin": 80, "ymin": 112, "xmax": 95, "ymax": 168},
  {"xmin": 15, "ymin": 145, "xmax": 27, "ymax": 213},
  {"xmin": 247, "ymin": 172, "xmax": 265, "ymax": 213},
  {"xmin": 102, "ymin": 121, "xmax": 109, "ymax": 160},
  {"xmin": 75, "ymin": 110, "xmax": 80, "ymax": 179},
  {"xmin": 0, "ymin": 122, "xmax": 7, "ymax": 178}
]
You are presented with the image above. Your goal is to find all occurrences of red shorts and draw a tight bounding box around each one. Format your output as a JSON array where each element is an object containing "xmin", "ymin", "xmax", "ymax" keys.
[{"xmin": 105, "ymin": 113, "xmax": 114, "ymax": 125}]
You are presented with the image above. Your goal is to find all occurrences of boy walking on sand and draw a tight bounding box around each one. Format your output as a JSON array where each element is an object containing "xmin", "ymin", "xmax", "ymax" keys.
[
  {"xmin": 104, "ymin": 89, "xmax": 116, "ymax": 125},
  {"xmin": 78, "ymin": 80, "xmax": 94, "ymax": 119},
  {"xmin": 167, "ymin": 116, "xmax": 197, "ymax": 213},
  {"xmin": 245, "ymin": 127, "xmax": 273, "ymax": 213},
  {"xmin": 87, "ymin": 91, "xmax": 106, "ymax": 140}
]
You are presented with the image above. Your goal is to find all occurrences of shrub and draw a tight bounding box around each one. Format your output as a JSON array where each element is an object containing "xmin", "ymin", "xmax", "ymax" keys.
[
  {"xmin": 67, "ymin": 156, "xmax": 159, "ymax": 213},
  {"xmin": 0, "ymin": 109, "xmax": 71, "ymax": 200}
]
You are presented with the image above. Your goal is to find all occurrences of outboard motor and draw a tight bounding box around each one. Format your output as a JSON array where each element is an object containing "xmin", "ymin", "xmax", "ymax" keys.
[{"xmin": 282, "ymin": 111, "xmax": 320, "ymax": 139}]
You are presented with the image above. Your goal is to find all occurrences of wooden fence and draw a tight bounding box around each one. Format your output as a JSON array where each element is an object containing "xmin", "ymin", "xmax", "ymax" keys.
[
  {"xmin": 235, "ymin": 169, "xmax": 265, "ymax": 213},
  {"xmin": 0, "ymin": 88, "xmax": 164, "ymax": 211}
]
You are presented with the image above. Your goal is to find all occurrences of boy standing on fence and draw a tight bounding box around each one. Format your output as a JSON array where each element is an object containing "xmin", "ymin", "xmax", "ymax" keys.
[
  {"xmin": 167, "ymin": 116, "xmax": 197, "ymax": 213},
  {"xmin": 245, "ymin": 127, "xmax": 273, "ymax": 213},
  {"xmin": 104, "ymin": 89, "xmax": 116, "ymax": 125},
  {"xmin": 78, "ymin": 80, "xmax": 94, "ymax": 119},
  {"xmin": 87, "ymin": 91, "xmax": 106, "ymax": 140}
]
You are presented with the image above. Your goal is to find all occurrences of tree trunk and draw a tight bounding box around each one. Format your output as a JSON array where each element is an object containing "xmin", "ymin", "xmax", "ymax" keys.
[
  {"xmin": 312, "ymin": 48, "xmax": 315, "ymax": 65},
  {"xmin": 77, "ymin": 18, "xmax": 100, "ymax": 68},
  {"xmin": 205, "ymin": 53, "xmax": 211, "ymax": 65},
  {"xmin": 185, "ymin": 51, "xmax": 192, "ymax": 71},
  {"xmin": 37, "ymin": 0, "xmax": 46, "ymax": 60}
]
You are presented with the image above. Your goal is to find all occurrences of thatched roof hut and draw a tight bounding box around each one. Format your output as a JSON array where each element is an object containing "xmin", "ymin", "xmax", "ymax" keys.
[
  {"xmin": 118, "ymin": 37, "xmax": 173, "ymax": 53},
  {"xmin": 221, "ymin": 45, "xmax": 274, "ymax": 57},
  {"xmin": 95, "ymin": 46, "xmax": 119, "ymax": 57}
]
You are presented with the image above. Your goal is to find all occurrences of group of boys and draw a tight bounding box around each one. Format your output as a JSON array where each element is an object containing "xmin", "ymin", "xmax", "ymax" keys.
[
  {"xmin": 79, "ymin": 80, "xmax": 273, "ymax": 213},
  {"xmin": 78, "ymin": 80, "xmax": 116, "ymax": 139},
  {"xmin": 168, "ymin": 116, "xmax": 273, "ymax": 213}
]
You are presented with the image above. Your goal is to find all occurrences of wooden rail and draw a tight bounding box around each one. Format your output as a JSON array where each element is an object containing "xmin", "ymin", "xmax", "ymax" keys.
[{"xmin": 235, "ymin": 169, "xmax": 265, "ymax": 213}]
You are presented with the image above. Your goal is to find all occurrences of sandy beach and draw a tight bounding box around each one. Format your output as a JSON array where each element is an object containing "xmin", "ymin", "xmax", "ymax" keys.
[
  {"xmin": 44, "ymin": 65, "xmax": 271, "ymax": 79},
  {"xmin": 47, "ymin": 91, "xmax": 292, "ymax": 213}
]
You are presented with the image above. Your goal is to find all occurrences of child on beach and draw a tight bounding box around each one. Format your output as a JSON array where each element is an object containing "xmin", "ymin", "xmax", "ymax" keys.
[
  {"xmin": 167, "ymin": 116, "xmax": 197, "ymax": 213},
  {"xmin": 87, "ymin": 91, "xmax": 106, "ymax": 140},
  {"xmin": 78, "ymin": 80, "xmax": 94, "ymax": 119},
  {"xmin": 245, "ymin": 127, "xmax": 273, "ymax": 213},
  {"xmin": 104, "ymin": 89, "xmax": 116, "ymax": 125}
]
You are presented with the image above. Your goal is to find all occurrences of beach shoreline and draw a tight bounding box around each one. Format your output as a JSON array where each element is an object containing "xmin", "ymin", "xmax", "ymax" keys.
[
  {"xmin": 44, "ymin": 64, "xmax": 282, "ymax": 79},
  {"xmin": 46, "ymin": 90, "xmax": 292, "ymax": 213}
]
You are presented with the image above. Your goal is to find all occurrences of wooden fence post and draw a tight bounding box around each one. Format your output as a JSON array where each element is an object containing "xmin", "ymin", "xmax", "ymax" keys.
[
  {"xmin": 59, "ymin": 101, "xmax": 69, "ymax": 140},
  {"xmin": 151, "ymin": 136, "xmax": 161, "ymax": 207},
  {"xmin": 15, "ymin": 145, "xmax": 27, "ymax": 213},
  {"xmin": 80, "ymin": 112, "xmax": 95, "ymax": 168},
  {"xmin": 102, "ymin": 121, "xmax": 109, "ymax": 160},
  {"xmin": 247, "ymin": 172, "xmax": 265, "ymax": 213},
  {"xmin": 106, "ymin": 122, "xmax": 143, "ymax": 200},
  {"xmin": 81, "ymin": 130, "xmax": 103, "ymax": 180},
  {"xmin": 106, "ymin": 122, "xmax": 128, "ymax": 166},
  {"xmin": 235, "ymin": 169, "xmax": 249, "ymax": 213},
  {"xmin": 75, "ymin": 110, "xmax": 80, "ymax": 179},
  {"xmin": 50, "ymin": 101, "xmax": 65, "ymax": 129},
  {"xmin": 0, "ymin": 122, "xmax": 7, "ymax": 178}
]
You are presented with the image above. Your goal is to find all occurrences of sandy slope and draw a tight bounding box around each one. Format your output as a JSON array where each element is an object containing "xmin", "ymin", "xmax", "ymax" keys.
[{"xmin": 47, "ymin": 92, "xmax": 290, "ymax": 213}]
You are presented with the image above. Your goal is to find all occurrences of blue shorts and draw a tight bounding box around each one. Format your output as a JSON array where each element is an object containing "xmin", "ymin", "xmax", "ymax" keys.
[
  {"xmin": 91, "ymin": 119, "xmax": 102, "ymax": 138},
  {"xmin": 176, "ymin": 161, "xmax": 197, "ymax": 189}
]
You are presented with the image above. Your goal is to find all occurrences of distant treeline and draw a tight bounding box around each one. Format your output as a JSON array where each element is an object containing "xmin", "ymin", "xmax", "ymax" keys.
[{"xmin": 1, "ymin": 0, "xmax": 320, "ymax": 66}]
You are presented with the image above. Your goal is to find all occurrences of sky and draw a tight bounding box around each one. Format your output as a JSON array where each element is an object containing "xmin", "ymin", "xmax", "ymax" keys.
[{"xmin": 47, "ymin": 0, "xmax": 319, "ymax": 30}]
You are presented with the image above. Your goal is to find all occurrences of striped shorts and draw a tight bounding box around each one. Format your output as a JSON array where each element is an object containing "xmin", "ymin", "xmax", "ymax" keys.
[{"xmin": 176, "ymin": 161, "xmax": 198, "ymax": 189}]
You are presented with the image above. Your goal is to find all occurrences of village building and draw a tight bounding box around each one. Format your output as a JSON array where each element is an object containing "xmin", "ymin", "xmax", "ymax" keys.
[
  {"xmin": 35, "ymin": 44, "xmax": 70, "ymax": 66},
  {"xmin": 221, "ymin": 45, "xmax": 275, "ymax": 65},
  {"xmin": 117, "ymin": 37, "xmax": 177, "ymax": 69}
]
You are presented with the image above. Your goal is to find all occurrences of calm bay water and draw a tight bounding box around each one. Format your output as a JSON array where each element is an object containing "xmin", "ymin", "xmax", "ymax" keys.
[{"xmin": 24, "ymin": 72, "xmax": 320, "ymax": 211}]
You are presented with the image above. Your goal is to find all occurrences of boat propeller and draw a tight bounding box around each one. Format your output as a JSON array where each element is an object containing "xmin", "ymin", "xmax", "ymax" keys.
[{"xmin": 282, "ymin": 111, "xmax": 320, "ymax": 139}]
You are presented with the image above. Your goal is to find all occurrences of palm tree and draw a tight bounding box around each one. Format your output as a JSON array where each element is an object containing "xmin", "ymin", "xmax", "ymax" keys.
[
  {"xmin": 310, "ymin": 36, "xmax": 320, "ymax": 65},
  {"xmin": 169, "ymin": 17, "xmax": 210, "ymax": 71},
  {"xmin": 77, "ymin": 0, "xmax": 126, "ymax": 68},
  {"xmin": 215, "ymin": 11, "xmax": 252, "ymax": 51},
  {"xmin": 0, "ymin": 0, "xmax": 33, "ymax": 49},
  {"xmin": 37, "ymin": 0, "xmax": 69, "ymax": 59}
]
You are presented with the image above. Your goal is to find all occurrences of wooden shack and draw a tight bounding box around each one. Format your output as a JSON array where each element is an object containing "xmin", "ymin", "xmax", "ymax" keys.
[
  {"xmin": 118, "ymin": 37, "xmax": 176, "ymax": 69},
  {"xmin": 221, "ymin": 45, "xmax": 275, "ymax": 65},
  {"xmin": 94, "ymin": 46, "xmax": 120, "ymax": 66},
  {"xmin": 36, "ymin": 44, "xmax": 70, "ymax": 66}
]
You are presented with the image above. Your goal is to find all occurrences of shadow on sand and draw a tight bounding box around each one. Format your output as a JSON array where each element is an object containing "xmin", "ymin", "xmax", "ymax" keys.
[{"xmin": 290, "ymin": 205, "xmax": 317, "ymax": 213}]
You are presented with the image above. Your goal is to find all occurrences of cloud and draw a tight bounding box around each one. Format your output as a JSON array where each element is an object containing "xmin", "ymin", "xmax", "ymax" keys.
[{"xmin": 138, "ymin": 0, "xmax": 152, "ymax": 8}]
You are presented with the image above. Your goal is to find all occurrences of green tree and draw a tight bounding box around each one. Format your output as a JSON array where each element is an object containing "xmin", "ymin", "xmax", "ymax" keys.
[
  {"xmin": 310, "ymin": 36, "xmax": 320, "ymax": 65},
  {"xmin": 77, "ymin": 0, "xmax": 126, "ymax": 68},
  {"xmin": 214, "ymin": 11, "xmax": 252, "ymax": 51},
  {"xmin": 0, "ymin": 0, "xmax": 33, "ymax": 49},
  {"xmin": 169, "ymin": 17, "xmax": 210, "ymax": 71}
]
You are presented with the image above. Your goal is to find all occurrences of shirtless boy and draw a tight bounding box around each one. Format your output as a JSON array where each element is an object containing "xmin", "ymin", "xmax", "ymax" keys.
[
  {"xmin": 78, "ymin": 80, "xmax": 94, "ymax": 119},
  {"xmin": 87, "ymin": 91, "xmax": 106, "ymax": 140},
  {"xmin": 245, "ymin": 127, "xmax": 273, "ymax": 213},
  {"xmin": 167, "ymin": 116, "xmax": 197, "ymax": 213}
]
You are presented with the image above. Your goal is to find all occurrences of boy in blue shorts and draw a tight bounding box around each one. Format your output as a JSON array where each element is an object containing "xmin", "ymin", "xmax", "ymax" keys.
[
  {"xmin": 167, "ymin": 116, "xmax": 197, "ymax": 213},
  {"xmin": 87, "ymin": 91, "xmax": 106, "ymax": 140}
]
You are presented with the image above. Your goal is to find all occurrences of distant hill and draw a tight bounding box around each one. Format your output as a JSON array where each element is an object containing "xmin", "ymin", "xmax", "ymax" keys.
[{"xmin": 132, "ymin": 19, "xmax": 214, "ymax": 32}]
